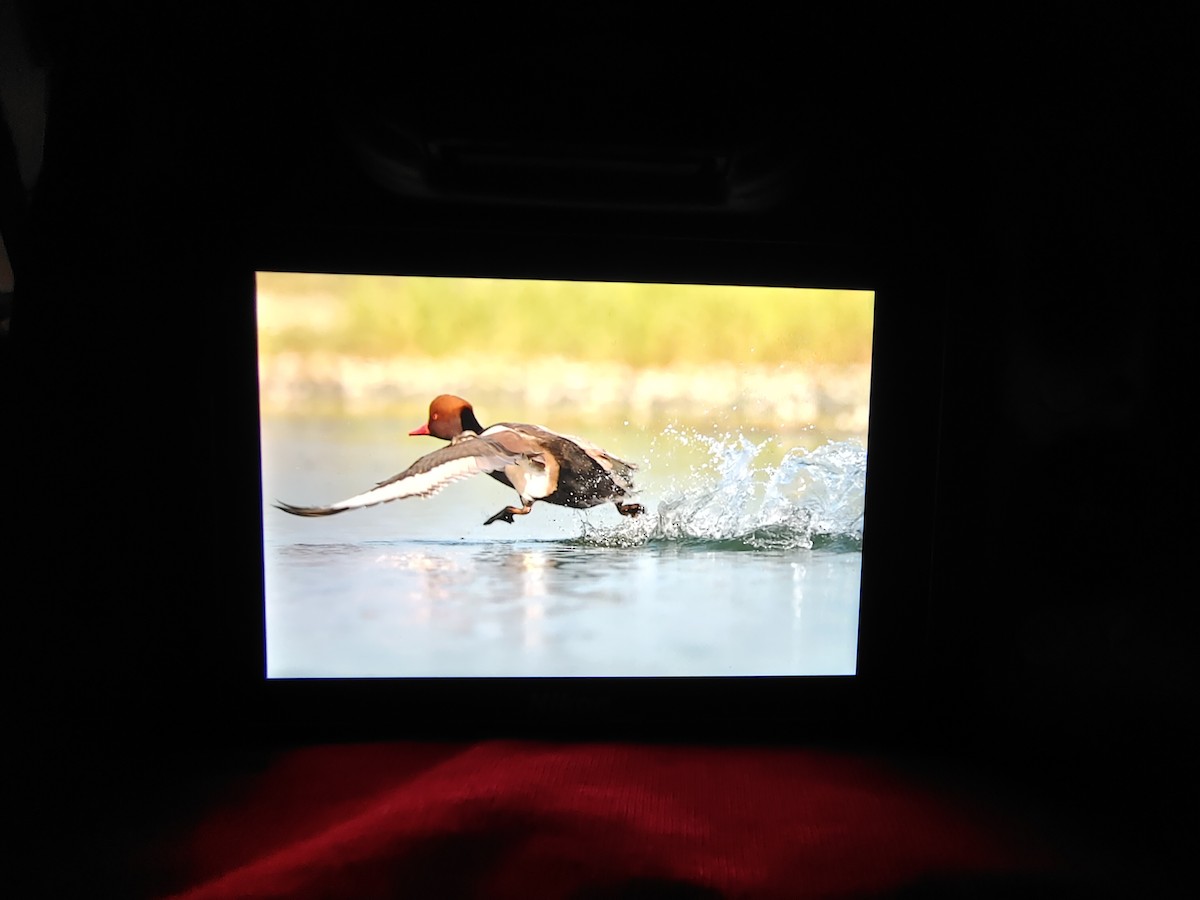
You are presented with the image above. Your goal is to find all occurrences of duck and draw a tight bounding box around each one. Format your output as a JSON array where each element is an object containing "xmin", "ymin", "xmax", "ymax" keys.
[{"xmin": 275, "ymin": 394, "xmax": 644, "ymax": 526}]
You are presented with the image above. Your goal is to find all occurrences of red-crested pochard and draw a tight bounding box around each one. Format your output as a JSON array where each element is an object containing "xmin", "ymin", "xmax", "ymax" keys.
[{"xmin": 276, "ymin": 395, "xmax": 644, "ymax": 526}]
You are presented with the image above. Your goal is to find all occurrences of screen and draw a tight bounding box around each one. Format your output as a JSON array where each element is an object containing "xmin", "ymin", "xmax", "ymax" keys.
[{"xmin": 258, "ymin": 273, "xmax": 874, "ymax": 678}]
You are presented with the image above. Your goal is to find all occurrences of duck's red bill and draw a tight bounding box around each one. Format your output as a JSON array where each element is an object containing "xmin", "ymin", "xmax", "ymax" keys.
[{"xmin": 409, "ymin": 423, "xmax": 431, "ymax": 436}]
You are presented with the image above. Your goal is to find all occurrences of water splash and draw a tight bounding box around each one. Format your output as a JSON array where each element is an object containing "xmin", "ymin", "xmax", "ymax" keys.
[{"xmin": 578, "ymin": 426, "xmax": 866, "ymax": 551}]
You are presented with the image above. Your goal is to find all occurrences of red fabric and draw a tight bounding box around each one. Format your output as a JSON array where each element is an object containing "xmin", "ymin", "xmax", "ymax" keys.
[{"xmin": 133, "ymin": 741, "xmax": 1060, "ymax": 899}]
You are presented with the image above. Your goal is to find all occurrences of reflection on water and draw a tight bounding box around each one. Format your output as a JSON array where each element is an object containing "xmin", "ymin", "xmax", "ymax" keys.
[
  {"xmin": 267, "ymin": 539, "xmax": 860, "ymax": 678},
  {"xmin": 264, "ymin": 421, "xmax": 864, "ymax": 678}
]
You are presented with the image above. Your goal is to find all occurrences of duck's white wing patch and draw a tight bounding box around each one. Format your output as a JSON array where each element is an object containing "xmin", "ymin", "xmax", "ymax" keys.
[
  {"xmin": 327, "ymin": 454, "xmax": 507, "ymax": 510},
  {"xmin": 275, "ymin": 437, "xmax": 519, "ymax": 517}
]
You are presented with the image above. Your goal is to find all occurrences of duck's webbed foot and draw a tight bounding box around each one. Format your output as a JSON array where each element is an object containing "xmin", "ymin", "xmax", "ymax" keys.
[
  {"xmin": 484, "ymin": 503, "xmax": 533, "ymax": 525},
  {"xmin": 616, "ymin": 502, "xmax": 644, "ymax": 518}
]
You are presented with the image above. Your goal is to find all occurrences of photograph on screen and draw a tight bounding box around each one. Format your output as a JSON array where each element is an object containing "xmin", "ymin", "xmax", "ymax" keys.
[{"xmin": 258, "ymin": 274, "xmax": 874, "ymax": 678}]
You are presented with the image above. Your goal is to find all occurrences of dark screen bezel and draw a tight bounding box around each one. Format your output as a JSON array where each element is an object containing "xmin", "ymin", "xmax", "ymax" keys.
[{"xmin": 239, "ymin": 229, "xmax": 945, "ymax": 743}]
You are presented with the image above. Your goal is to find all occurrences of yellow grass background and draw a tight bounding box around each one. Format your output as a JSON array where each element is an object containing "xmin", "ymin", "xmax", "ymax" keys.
[{"xmin": 255, "ymin": 273, "xmax": 874, "ymax": 439}]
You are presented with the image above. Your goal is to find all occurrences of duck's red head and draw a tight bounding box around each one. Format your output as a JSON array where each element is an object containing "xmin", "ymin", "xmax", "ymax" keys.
[{"xmin": 409, "ymin": 394, "xmax": 484, "ymax": 440}]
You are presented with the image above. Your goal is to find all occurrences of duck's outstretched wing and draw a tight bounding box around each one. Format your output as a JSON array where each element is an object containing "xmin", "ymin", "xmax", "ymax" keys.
[{"xmin": 275, "ymin": 435, "xmax": 521, "ymax": 517}]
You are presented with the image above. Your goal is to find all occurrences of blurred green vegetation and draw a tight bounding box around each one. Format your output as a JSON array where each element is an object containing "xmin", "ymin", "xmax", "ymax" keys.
[{"xmin": 257, "ymin": 273, "xmax": 874, "ymax": 367}]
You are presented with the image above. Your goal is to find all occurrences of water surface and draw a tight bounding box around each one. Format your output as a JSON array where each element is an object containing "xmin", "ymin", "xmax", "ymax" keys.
[{"xmin": 262, "ymin": 418, "xmax": 865, "ymax": 678}]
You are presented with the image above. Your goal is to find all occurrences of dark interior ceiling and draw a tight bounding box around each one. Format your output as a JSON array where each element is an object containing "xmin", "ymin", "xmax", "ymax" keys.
[
  {"xmin": 0, "ymin": 6, "xmax": 1008, "ymax": 270},
  {"xmin": 3, "ymin": 5, "xmax": 1192, "ymax": 274}
]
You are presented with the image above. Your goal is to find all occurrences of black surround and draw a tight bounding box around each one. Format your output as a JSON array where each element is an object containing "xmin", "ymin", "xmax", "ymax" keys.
[{"xmin": 6, "ymin": 6, "xmax": 1194, "ymax": 812}]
